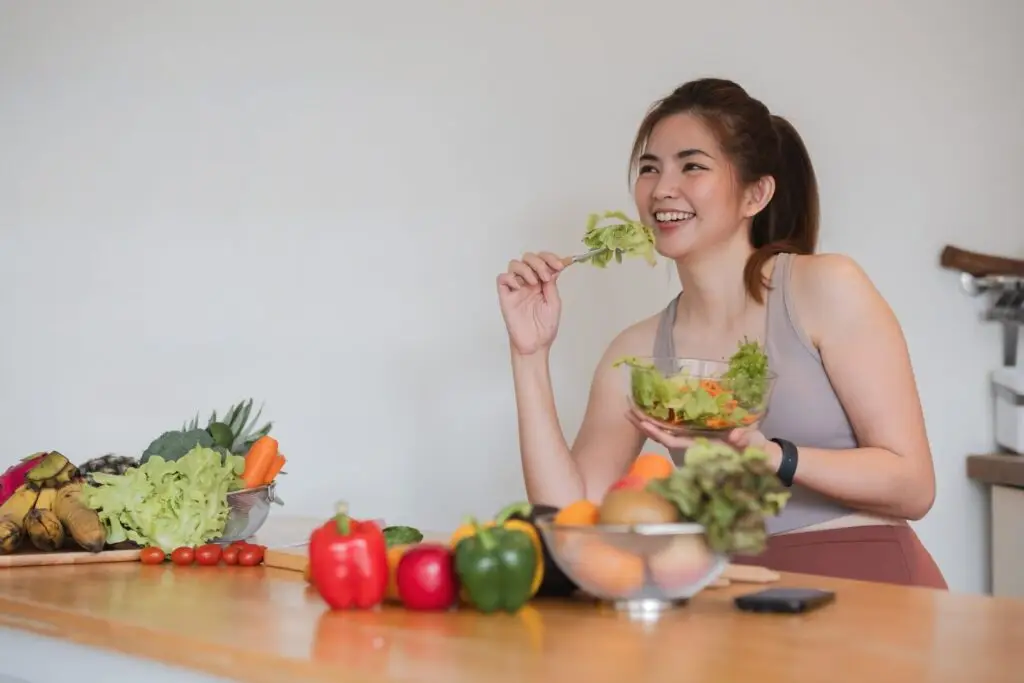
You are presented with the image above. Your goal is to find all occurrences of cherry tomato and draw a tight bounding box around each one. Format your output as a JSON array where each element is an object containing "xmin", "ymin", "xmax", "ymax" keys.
[
  {"xmin": 170, "ymin": 547, "xmax": 195, "ymax": 566},
  {"xmin": 222, "ymin": 546, "xmax": 240, "ymax": 565},
  {"xmin": 237, "ymin": 545, "xmax": 265, "ymax": 566},
  {"xmin": 195, "ymin": 544, "xmax": 222, "ymax": 566},
  {"xmin": 140, "ymin": 547, "xmax": 165, "ymax": 565}
]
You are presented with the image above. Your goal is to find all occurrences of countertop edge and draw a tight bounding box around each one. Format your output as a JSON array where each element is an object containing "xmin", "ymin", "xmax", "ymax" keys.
[
  {"xmin": 966, "ymin": 453, "xmax": 1024, "ymax": 488},
  {"xmin": 0, "ymin": 590, "xmax": 333, "ymax": 683}
]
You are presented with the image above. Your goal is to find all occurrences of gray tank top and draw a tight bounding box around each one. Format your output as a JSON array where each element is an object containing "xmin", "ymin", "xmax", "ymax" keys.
[{"xmin": 653, "ymin": 252, "xmax": 857, "ymax": 534}]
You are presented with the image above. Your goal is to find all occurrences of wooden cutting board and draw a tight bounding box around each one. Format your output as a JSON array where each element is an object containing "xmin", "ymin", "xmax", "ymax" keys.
[
  {"xmin": 265, "ymin": 529, "xmax": 450, "ymax": 574},
  {"xmin": 0, "ymin": 548, "xmax": 142, "ymax": 568},
  {"xmin": 264, "ymin": 544, "xmax": 309, "ymax": 573}
]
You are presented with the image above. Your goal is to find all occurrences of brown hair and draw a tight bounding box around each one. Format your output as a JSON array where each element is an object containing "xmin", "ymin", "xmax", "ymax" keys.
[{"xmin": 629, "ymin": 78, "xmax": 820, "ymax": 304}]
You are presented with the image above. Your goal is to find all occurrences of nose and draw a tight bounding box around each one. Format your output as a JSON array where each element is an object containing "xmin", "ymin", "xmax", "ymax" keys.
[{"xmin": 652, "ymin": 168, "xmax": 682, "ymax": 200}]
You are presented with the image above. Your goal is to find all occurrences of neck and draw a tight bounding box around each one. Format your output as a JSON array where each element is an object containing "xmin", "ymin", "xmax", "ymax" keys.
[{"xmin": 674, "ymin": 234, "xmax": 757, "ymax": 329}]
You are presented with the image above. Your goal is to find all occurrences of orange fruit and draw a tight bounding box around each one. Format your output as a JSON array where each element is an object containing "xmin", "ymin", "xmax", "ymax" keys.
[
  {"xmin": 627, "ymin": 453, "xmax": 674, "ymax": 481},
  {"xmin": 554, "ymin": 499, "xmax": 599, "ymax": 526},
  {"xmin": 569, "ymin": 536, "xmax": 646, "ymax": 597}
]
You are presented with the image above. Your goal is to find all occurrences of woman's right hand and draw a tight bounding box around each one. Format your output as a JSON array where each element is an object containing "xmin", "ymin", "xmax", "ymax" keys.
[{"xmin": 496, "ymin": 251, "xmax": 567, "ymax": 356}]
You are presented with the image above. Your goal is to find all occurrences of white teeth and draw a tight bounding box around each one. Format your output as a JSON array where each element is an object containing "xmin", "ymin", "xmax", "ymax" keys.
[{"xmin": 654, "ymin": 211, "xmax": 695, "ymax": 222}]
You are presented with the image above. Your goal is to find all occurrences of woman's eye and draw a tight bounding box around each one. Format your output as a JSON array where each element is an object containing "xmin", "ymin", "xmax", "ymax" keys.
[
  {"xmin": 683, "ymin": 163, "xmax": 705, "ymax": 172},
  {"xmin": 638, "ymin": 164, "xmax": 657, "ymax": 175}
]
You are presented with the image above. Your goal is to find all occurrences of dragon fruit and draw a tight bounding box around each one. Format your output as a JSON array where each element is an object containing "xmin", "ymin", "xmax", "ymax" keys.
[{"xmin": 0, "ymin": 453, "xmax": 47, "ymax": 507}]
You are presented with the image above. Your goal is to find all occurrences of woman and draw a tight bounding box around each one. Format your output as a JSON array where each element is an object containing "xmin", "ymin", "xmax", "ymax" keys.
[{"xmin": 496, "ymin": 78, "xmax": 946, "ymax": 589}]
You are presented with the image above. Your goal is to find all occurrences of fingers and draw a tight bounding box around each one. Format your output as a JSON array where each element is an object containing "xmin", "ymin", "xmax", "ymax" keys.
[
  {"xmin": 542, "ymin": 277, "xmax": 562, "ymax": 307},
  {"xmin": 726, "ymin": 429, "xmax": 750, "ymax": 448},
  {"xmin": 496, "ymin": 272, "xmax": 522, "ymax": 293},
  {"xmin": 726, "ymin": 428, "xmax": 767, "ymax": 450},
  {"xmin": 624, "ymin": 409, "xmax": 694, "ymax": 450},
  {"xmin": 536, "ymin": 251, "xmax": 567, "ymax": 275},
  {"xmin": 504, "ymin": 252, "xmax": 565, "ymax": 287},
  {"xmin": 508, "ymin": 258, "xmax": 541, "ymax": 286}
]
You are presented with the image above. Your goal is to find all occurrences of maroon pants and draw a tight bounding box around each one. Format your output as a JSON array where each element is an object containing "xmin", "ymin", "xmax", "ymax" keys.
[{"xmin": 731, "ymin": 524, "xmax": 948, "ymax": 590}]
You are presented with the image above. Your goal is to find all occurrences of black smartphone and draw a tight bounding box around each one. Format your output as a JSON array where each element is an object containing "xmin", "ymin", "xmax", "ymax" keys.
[{"xmin": 734, "ymin": 587, "xmax": 836, "ymax": 614}]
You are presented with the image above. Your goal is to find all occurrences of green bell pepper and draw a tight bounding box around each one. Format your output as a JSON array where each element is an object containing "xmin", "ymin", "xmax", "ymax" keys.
[{"xmin": 453, "ymin": 516, "xmax": 537, "ymax": 614}]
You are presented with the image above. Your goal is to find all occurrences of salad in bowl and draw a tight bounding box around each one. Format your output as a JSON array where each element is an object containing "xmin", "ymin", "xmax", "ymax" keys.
[{"xmin": 615, "ymin": 339, "xmax": 775, "ymax": 437}]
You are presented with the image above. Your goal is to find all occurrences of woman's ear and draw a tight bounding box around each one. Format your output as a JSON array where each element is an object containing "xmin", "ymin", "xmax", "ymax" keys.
[{"xmin": 743, "ymin": 175, "xmax": 776, "ymax": 218}]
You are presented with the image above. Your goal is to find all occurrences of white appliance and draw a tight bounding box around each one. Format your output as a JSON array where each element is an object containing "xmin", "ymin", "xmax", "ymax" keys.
[{"xmin": 993, "ymin": 367, "xmax": 1024, "ymax": 454}]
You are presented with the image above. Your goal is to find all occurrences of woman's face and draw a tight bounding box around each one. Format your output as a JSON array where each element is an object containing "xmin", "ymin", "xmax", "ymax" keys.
[{"xmin": 633, "ymin": 112, "xmax": 758, "ymax": 261}]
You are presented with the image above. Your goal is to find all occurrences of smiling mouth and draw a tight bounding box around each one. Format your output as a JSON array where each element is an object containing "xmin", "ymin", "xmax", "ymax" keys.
[{"xmin": 653, "ymin": 210, "xmax": 696, "ymax": 226}]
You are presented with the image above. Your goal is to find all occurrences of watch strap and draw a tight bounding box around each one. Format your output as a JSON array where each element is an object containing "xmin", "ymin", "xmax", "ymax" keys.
[{"xmin": 770, "ymin": 438, "xmax": 798, "ymax": 487}]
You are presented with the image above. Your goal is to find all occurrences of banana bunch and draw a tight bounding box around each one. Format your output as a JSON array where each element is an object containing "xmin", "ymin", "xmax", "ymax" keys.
[{"xmin": 0, "ymin": 452, "xmax": 107, "ymax": 554}]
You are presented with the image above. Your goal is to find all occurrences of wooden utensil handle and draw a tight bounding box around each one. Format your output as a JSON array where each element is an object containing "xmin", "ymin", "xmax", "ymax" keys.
[{"xmin": 941, "ymin": 245, "xmax": 1024, "ymax": 278}]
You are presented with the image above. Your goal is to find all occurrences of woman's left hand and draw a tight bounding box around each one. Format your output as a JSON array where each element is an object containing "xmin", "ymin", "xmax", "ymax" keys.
[{"xmin": 625, "ymin": 406, "xmax": 778, "ymax": 463}]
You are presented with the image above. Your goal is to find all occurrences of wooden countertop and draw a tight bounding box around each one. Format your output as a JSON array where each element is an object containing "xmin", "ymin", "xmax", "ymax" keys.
[
  {"xmin": 966, "ymin": 453, "xmax": 1024, "ymax": 488},
  {"xmin": 0, "ymin": 561, "xmax": 1022, "ymax": 683}
]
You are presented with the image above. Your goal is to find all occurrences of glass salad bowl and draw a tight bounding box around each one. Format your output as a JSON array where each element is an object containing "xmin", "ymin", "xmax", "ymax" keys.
[
  {"xmin": 214, "ymin": 483, "xmax": 285, "ymax": 544},
  {"xmin": 616, "ymin": 355, "xmax": 777, "ymax": 438},
  {"xmin": 533, "ymin": 512, "xmax": 728, "ymax": 614}
]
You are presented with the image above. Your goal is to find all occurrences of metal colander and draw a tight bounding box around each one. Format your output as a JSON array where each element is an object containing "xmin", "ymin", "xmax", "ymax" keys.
[{"xmin": 214, "ymin": 483, "xmax": 284, "ymax": 544}]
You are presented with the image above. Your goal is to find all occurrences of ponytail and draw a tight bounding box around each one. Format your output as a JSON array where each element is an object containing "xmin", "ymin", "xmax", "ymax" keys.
[{"xmin": 742, "ymin": 114, "xmax": 820, "ymax": 304}]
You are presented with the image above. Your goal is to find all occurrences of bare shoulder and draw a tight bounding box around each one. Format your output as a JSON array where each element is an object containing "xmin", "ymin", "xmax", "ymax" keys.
[
  {"xmin": 790, "ymin": 252, "xmax": 877, "ymax": 301},
  {"xmin": 787, "ymin": 253, "xmax": 895, "ymax": 345},
  {"xmin": 603, "ymin": 309, "xmax": 665, "ymax": 361}
]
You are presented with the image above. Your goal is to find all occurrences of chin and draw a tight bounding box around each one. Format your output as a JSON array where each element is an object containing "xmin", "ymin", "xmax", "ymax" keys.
[{"xmin": 653, "ymin": 228, "xmax": 700, "ymax": 261}]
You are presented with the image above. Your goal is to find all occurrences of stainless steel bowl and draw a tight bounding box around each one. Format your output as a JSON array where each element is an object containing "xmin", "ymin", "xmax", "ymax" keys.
[{"xmin": 214, "ymin": 483, "xmax": 284, "ymax": 544}]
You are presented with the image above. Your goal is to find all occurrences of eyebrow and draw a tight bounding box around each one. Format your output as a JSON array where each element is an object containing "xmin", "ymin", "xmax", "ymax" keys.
[{"xmin": 638, "ymin": 148, "xmax": 714, "ymax": 163}]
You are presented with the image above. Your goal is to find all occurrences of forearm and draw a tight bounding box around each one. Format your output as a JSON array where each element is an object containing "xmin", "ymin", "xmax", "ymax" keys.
[
  {"xmin": 767, "ymin": 443, "xmax": 934, "ymax": 520},
  {"xmin": 510, "ymin": 350, "xmax": 585, "ymax": 507}
]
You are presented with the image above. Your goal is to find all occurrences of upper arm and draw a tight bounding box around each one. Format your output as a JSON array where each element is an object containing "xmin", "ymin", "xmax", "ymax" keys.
[
  {"xmin": 570, "ymin": 321, "xmax": 652, "ymax": 501},
  {"xmin": 793, "ymin": 254, "xmax": 935, "ymax": 490}
]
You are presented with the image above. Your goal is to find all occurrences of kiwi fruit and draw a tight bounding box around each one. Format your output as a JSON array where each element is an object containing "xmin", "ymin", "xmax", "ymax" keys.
[{"xmin": 598, "ymin": 489, "xmax": 681, "ymax": 525}]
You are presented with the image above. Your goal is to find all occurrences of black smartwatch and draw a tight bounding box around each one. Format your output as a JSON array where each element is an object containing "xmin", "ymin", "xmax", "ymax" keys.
[{"xmin": 770, "ymin": 438, "xmax": 798, "ymax": 487}]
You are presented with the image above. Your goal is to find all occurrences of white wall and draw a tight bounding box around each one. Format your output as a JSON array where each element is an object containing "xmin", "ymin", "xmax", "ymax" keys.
[{"xmin": 0, "ymin": 1, "xmax": 1020, "ymax": 594}]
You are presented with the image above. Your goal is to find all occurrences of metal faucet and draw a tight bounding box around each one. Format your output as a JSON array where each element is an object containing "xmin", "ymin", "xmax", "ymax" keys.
[{"xmin": 960, "ymin": 272, "xmax": 1024, "ymax": 367}]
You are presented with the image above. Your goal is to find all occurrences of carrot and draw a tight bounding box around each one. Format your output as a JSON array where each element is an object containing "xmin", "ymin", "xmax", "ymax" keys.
[
  {"xmin": 241, "ymin": 436, "xmax": 279, "ymax": 489},
  {"xmin": 699, "ymin": 379, "xmax": 723, "ymax": 396},
  {"xmin": 262, "ymin": 453, "xmax": 286, "ymax": 485}
]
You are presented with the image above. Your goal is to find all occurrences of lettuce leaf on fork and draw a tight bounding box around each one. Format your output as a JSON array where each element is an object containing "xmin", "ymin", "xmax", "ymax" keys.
[{"xmin": 580, "ymin": 210, "xmax": 657, "ymax": 268}]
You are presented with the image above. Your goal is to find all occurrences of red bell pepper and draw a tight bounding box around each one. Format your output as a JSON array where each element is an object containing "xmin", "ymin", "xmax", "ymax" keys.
[
  {"xmin": 308, "ymin": 501, "xmax": 388, "ymax": 610},
  {"xmin": 396, "ymin": 543, "xmax": 458, "ymax": 611}
]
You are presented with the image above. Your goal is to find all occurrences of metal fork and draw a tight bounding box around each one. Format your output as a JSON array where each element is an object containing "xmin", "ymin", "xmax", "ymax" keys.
[
  {"xmin": 561, "ymin": 247, "xmax": 605, "ymax": 266},
  {"xmin": 509, "ymin": 247, "xmax": 605, "ymax": 285}
]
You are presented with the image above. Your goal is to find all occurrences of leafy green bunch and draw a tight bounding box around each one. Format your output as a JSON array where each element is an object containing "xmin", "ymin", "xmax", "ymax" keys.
[{"xmin": 646, "ymin": 439, "xmax": 791, "ymax": 555}]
